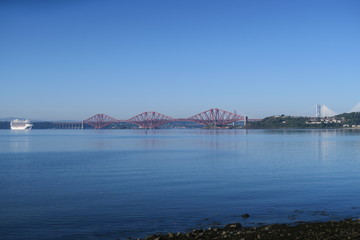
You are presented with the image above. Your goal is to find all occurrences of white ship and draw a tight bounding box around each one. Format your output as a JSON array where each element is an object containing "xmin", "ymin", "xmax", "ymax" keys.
[{"xmin": 10, "ymin": 119, "xmax": 33, "ymax": 130}]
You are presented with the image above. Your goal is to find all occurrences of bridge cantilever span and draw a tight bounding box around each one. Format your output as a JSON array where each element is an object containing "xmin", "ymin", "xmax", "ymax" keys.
[
  {"xmin": 80, "ymin": 109, "xmax": 247, "ymax": 129},
  {"xmin": 188, "ymin": 108, "xmax": 245, "ymax": 126},
  {"xmin": 83, "ymin": 113, "xmax": 118, "ymax": 129},
  {"xmin": 127, "ymin": 111, "xmax": 175, "ymax": 129}
]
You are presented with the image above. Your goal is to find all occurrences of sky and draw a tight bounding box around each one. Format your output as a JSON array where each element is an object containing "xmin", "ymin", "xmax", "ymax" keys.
[{"xmin": 1, "ymin": 0, "xmax": 359, "ymax": 120}]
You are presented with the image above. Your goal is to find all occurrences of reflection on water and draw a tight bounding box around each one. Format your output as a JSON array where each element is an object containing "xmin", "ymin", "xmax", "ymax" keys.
[
  {"xmin": 2, "ymin": 129, "xmax": 360, "ymax": 240},
  {"xmin": 315, "ymin": 130, "xmax": 332, "ymax": 163},
  {"xmin": 8, "ymin": 130, "xmax": 31, "ymax": 152}
]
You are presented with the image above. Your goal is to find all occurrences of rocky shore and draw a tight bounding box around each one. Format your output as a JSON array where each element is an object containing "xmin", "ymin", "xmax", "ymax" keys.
[{"xmin": 142, "ymin": 218, "xmax": 360, "ymax": 240}]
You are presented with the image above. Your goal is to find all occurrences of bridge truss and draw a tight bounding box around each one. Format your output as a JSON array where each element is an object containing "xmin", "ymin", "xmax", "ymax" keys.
[{"xmin": 58, "ymin": 109, "xmax": 247, "ymax": 129}]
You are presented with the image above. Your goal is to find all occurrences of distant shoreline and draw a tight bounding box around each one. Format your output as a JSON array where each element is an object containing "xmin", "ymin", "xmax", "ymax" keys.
[
  {"xmin": 1, "ymin": 119, "xmax": 360, "ymax": 130},
  {"xmin": 2, "ymin": 125, "xmax": 360, "ymax": 130},
  {"xmin": 1, "ymin": 112, "xmax": 360, "ymax": 129}
]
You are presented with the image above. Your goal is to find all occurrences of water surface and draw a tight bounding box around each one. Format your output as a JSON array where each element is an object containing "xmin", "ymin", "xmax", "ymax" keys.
[{"xmin": 1, "ymin": 129, "xmax": 360, "ymax": 239}]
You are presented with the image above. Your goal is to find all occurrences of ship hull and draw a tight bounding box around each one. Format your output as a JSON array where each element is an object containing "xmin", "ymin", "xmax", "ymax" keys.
[{"xmin": 10, "ymin": 125, "xmax": 33, "ymax": 130}]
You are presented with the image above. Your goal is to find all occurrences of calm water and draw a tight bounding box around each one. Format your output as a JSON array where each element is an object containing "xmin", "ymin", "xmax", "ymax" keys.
[{"xmin": 2, "ymin": 129, "xmax": 360, "ymax": 240}]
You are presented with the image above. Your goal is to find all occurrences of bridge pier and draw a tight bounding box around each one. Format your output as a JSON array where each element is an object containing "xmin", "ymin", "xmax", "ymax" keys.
[{"xmin": 53, "ymin": 122, "xmax": 83, "ymax": 129}]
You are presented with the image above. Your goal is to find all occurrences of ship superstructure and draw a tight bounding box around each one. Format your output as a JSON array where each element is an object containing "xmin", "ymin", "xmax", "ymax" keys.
[{"xmin": 10, "ymin": 119, "xmax": 33, "ymax": 130}]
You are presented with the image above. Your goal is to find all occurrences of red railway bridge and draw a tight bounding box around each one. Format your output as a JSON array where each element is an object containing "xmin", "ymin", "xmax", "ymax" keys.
[{"xmin": 56, "ymin": 108, "xmax": 249, "ymax": 129}]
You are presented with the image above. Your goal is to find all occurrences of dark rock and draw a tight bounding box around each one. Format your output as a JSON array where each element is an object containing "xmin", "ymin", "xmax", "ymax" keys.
[
  {"xmin": 142, "ymin": 218, "xmax": 360, "ymax": 240},
  {"xmin": 242, "ymin": 213, "xmax": 250, "ymax": 218}
]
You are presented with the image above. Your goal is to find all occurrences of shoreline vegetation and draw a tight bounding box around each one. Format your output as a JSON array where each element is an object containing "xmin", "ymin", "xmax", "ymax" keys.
[
  {"xmin": 141, "ymin": 218, "xmax": 360, "ymax": 240},
  {"xmin": 244, "ymin": 112, "xmax": 360, "ymax": 129}
]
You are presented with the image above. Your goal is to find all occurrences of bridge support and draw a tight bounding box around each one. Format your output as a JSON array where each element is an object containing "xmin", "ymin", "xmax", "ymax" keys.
[{"xmin": 53, "ymin": 122, "xmax": 83, "ymax": 129}]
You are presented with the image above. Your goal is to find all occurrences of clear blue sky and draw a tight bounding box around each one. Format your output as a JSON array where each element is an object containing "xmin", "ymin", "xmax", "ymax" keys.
[{"xmin": 1, "ymin": 0, "xmax": 359, "ymax": 120}]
